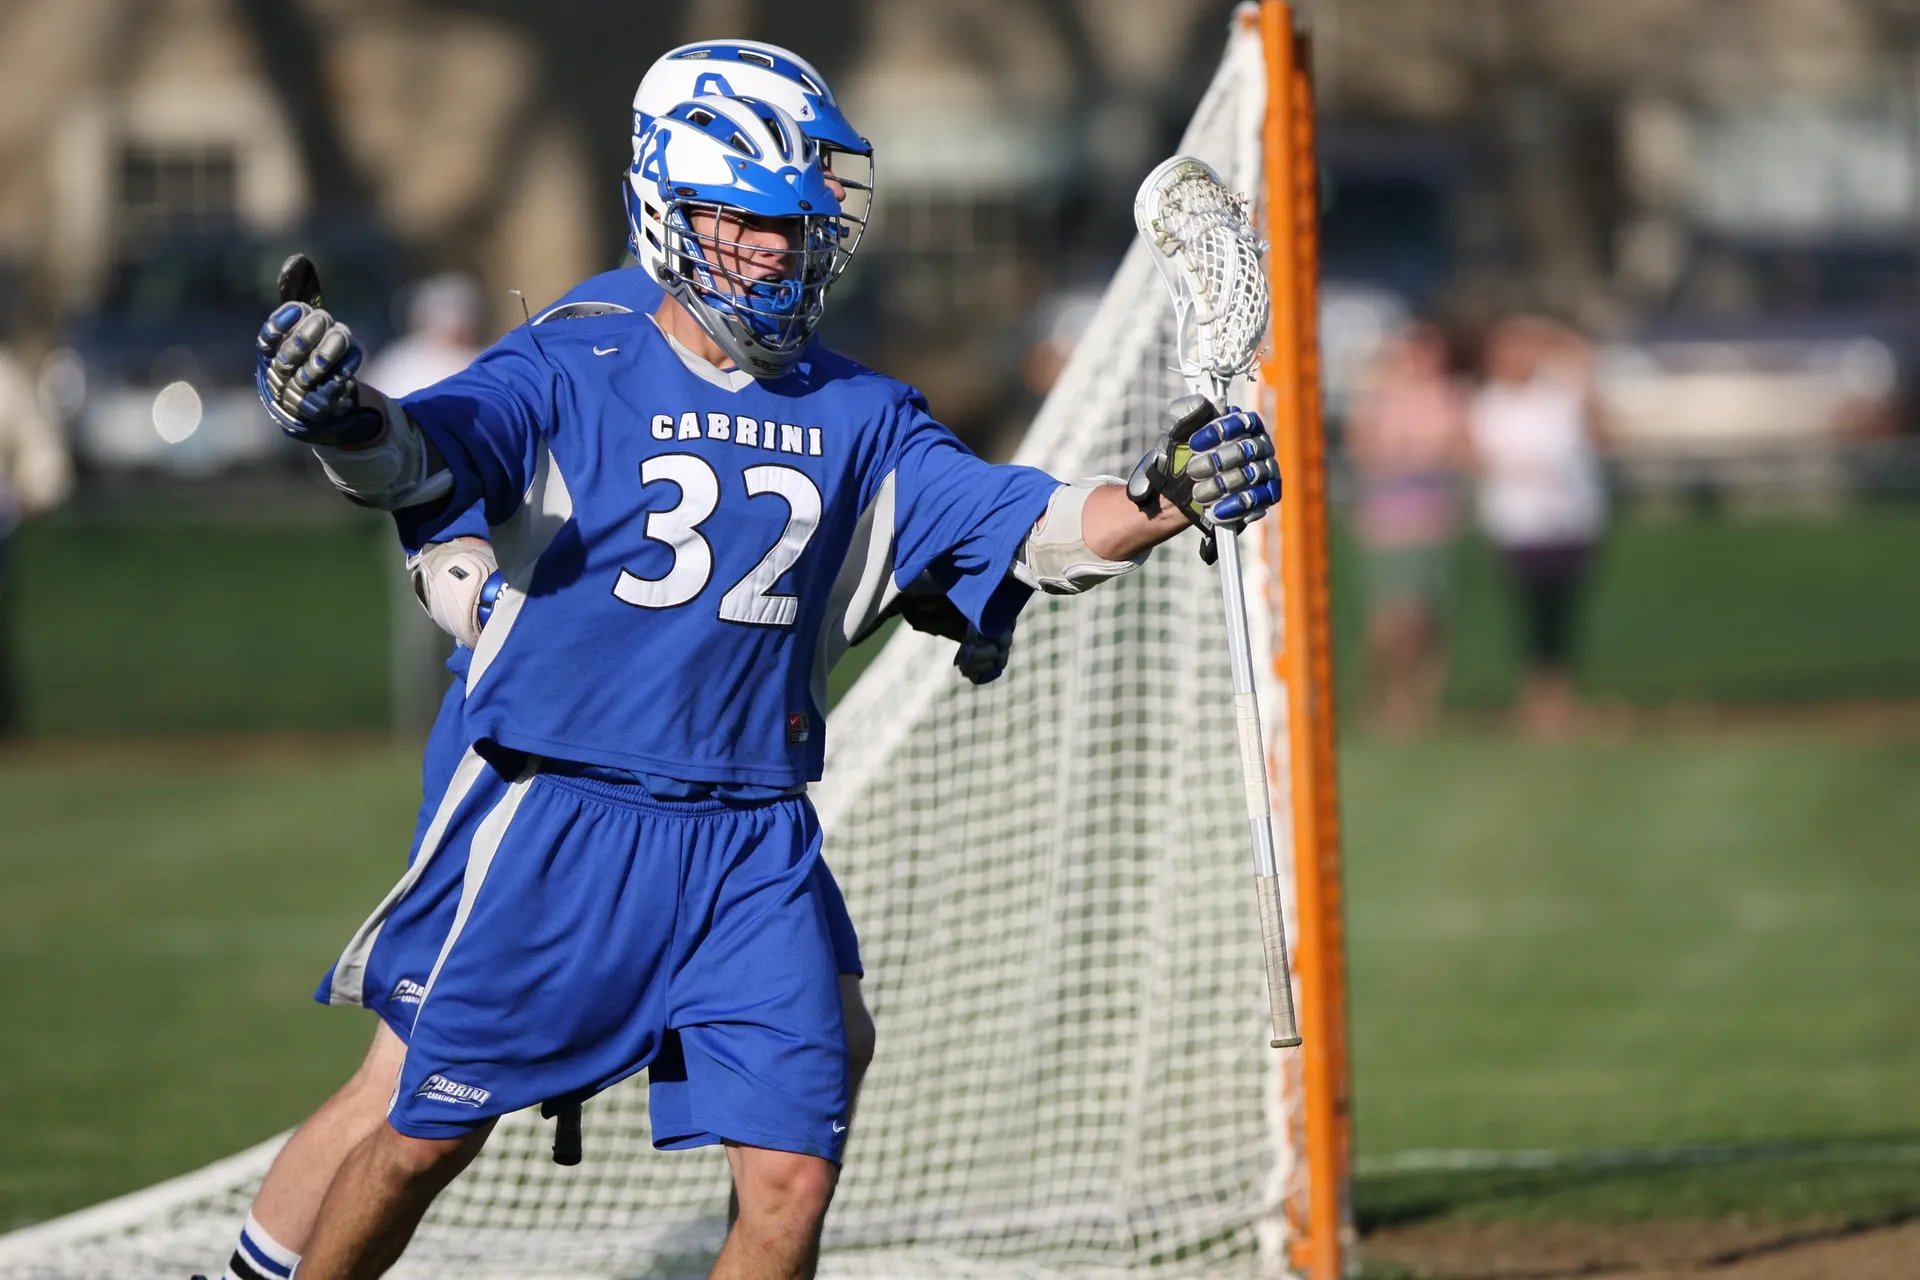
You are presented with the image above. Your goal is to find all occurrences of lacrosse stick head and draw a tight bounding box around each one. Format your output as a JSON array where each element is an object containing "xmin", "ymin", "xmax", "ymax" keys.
[{"xmin": 1133, "ymin": 155, "xmax": 1271, "ymax": 403}]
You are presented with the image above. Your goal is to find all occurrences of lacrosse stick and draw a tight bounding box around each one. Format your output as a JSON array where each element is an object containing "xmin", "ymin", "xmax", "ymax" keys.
[{"xmin": 1134, "ymin": 155, "xmax": 1301, "ymax": 1049}]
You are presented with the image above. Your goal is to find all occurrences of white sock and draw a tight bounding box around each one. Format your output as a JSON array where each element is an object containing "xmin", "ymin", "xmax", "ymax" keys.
[{"xmin": 223, "ymin": 1213, "xmax": 300, "ymax": 1280}]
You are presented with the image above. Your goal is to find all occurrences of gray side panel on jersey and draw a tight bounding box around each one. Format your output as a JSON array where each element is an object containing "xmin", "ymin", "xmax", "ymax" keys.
[
  {"xmin": 468, "ymin": 442, "xmax": 575, "ymax": 694},
  {"xmin": 327, "ymin": 746, "xmax": 491, "ymax": 1008},
  {"xmin": 412, "ymin": 760, "xmax": 539, "ymax": 1021},
  {"xmin": 811, "ymin": 470, "xmax": 899, "ymax": 711}
]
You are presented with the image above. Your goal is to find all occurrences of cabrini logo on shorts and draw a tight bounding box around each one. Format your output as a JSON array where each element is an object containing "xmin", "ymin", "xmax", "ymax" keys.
[
  {"xmin": 389, "ymin": 978, "xmax": 428, "ymax": 1006},
  {"xmin": 416, "ymin": 1074, "xmax": 493, "ymax": 1107}
]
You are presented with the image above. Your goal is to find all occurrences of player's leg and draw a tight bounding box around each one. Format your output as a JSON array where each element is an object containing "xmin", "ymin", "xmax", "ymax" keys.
[
  {"xmin": 227, "ymin": 1020, "xmax": 405, "ymax": 1275},
  {"xmin": 657, "ymin": 796, "xmax": 848, "ymax": 1278},
  {"xmin": 728, "ymin": 972, "xmax": 870, "ymax": 1229},
  {"xmin": 303, "ymin": 767, "xmax": 693, "ymax": 1274},
  {"xmin": 213, "ymin": 713, "xmax": 491, "ymax": 1280},
  {"xmin": 297, "ymin": 1122, "xmax": 495, "ymax": 1280},
  {"xmin": 728, "ymin": 974, "xmax": 870, "ymax": 1229},
  {"xmin": 714, "ymin": 1144, "xmax": 838, "ymax": 1280},
  {"xmin": 727, "ymin": 855, "xmax": 869, "ymax": 1226}
]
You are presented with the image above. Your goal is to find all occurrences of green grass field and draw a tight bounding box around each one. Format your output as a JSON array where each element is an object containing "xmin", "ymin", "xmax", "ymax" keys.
[
  {"xmin": 3, "ymin": 503, "xmax": 1917, "ymax": 1242},
  {"xmin": 12, "ymin": 516, "xmax": 392, "ymax": 736},
  {"xmin": 3, "ymin": 729, "xmax": 1916, "ymax": 1234},
  {"xmin": 12, "ymin": 503, "xmax": 1920, "ymax": 736},
  {"xmin": 1345, "ymin": 732, "xmax": 1920, "ymax": 1229}
]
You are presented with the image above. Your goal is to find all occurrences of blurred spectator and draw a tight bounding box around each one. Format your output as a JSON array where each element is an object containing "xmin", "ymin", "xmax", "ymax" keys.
[
  {"xmin": 1469, "ymin": 316, "xmax": 1609, "ymax": 739},
  {"xmin": 363, "ymin": 273, "xmax": 483, "ymax": 398},
  {"xmin": 1347, "ymin": 322, "xmax": 1470, "ymax": 736},
  {"xmin": 0, "ymin": 343, "xmax": 74, "ymax": 736},
  {"xmin": 1021, "ymin": 286, "xmax": 1103, "ymax": 398}
]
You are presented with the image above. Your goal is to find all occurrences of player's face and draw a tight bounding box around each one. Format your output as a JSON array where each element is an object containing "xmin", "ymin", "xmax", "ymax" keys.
[
  {"xmin": 819, "ymin": 155, "xmax": 847, "ymax": 204},
  {"xmin": 691, "ymin": 209, "xmax": 801, "ymax": 292}
]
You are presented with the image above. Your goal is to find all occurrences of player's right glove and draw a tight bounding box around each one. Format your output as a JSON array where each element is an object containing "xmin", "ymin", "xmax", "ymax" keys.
[
  {"xmin": 255, "ymin": 302, "xmax": 384, "ymax": 446},
  {"xmin": 1126, "ymin": 393, "xmax": 1281, "ymax": 533}
]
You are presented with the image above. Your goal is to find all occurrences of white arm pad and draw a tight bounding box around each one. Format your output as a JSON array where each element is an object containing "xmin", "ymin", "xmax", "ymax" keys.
[
  {"xmin": 408, "ymin": 537, "xmax": 498, "ymax": 649},
  {"xmin": 1011, "ymin": 477, "xmax": 1149, "ymax": 595},
  {"xmin": 311, "ymin": 388, "xmax": 453, "ymax": 510}
]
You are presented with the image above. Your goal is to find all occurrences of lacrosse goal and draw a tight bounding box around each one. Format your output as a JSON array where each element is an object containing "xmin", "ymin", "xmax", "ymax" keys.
[{"xmin": 0, "ymin": 4, "xmax": 1349, "ymax": 1277}]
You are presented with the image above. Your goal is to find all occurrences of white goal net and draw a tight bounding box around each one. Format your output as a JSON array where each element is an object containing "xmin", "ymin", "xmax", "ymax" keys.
[{"xmin": 0, "ymin": 16, "xmax": 1302, "ymax": 1280}]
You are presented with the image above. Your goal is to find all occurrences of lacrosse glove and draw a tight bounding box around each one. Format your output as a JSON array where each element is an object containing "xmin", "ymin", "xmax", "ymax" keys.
[
  {"xmin": 953, "ymin": 623, "xmax": 1014, "ymax": 685},
  {"xmin": 1127, "ymin": 394, "xmax": 1282, "ymax": 548},
  {"xmin": 255, "ymin": 302, "xmax": 384, "ymax": 446}
]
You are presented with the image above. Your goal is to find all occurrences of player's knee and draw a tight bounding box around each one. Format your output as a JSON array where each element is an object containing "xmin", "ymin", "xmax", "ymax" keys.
[
  {"xmin": 344, "ymin": 1022, "xmax": 408, "ymax": 1098},
  {"xmin": 371, "ymin": 1121, "xmax": 492, "ymax": 1184},
  {"xmin": 734, "ymin": 1149, "xmax": 837, "ymax": 1223}
]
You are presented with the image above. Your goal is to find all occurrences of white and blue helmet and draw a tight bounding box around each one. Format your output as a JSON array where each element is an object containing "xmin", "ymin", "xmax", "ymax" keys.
[
  {"xmin": 633, "ymin": 41, "xmax": 872, "ymax": 279},
  {"xmin": 627, "ymin": 94, "xmax": 841, "ymax": 380}
]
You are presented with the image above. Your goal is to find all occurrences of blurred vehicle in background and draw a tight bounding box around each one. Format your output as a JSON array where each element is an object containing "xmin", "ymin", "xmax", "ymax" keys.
[
  {"xmin": 1597, "ymin": 236, "xmax": 1918, "ymax": 505},
  {"xmin": 41, "ymin": 227, "xmax": 407, "ymax": 478}
]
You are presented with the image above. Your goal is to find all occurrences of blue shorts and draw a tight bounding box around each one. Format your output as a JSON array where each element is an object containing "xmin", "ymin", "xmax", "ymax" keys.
[
  {"xmin": 379, "ymin": 761, "xmax": 849, "ymax": 1157},
  {"xmin": 318, "ymin": 690, "xmax": 861, "ymax": 1037},
  {"xmin": 407, "ymin": 676, "xmax": 472, "ymax": 865}
]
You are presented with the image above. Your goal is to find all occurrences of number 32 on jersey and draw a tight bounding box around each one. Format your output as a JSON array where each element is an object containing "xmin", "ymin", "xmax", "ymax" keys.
[{"xmin": 612, "ymin": 453, "xmax": 822, "ymax": 628}]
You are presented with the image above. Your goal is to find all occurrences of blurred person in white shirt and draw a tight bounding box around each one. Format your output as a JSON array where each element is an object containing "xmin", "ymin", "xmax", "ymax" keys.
[
  {"xmin": 1347, "ymin": 322, "xmax": 1470, "ymax": 736},
  {"xmin": 362, "ymin": 273, "xmax": 483, "ymax": 398},
  {"xmin": 1468, "ymin": 315, "xmax": 1608, "ymax": 738},
  {"xmin": 0, "ymin": 343, "xmax": 74, "ymax": 735}
]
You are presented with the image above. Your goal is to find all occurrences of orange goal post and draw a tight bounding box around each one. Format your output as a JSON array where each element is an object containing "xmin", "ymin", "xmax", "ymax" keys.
[{"xmin": 1255, "ymin": 4, "xmax": 1356, "ymax": 1277}]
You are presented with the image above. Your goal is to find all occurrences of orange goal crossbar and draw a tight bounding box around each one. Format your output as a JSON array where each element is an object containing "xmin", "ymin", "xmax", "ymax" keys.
[{"xmin": 1254, "ymin": 3, "xmax": 1354, "ymax": 1278}]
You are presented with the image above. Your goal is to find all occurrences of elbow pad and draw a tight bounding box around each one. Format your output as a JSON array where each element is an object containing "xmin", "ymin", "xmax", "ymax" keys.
[
  {"xmin": 1011, "ymin": 478, "xmax": 1149, "ymax": 595},
  {"xmin": 310, "ymin": 388, "xmax": 453, "ymax": 511},
  {"xmin": 408, "ymin": 538, "xmax": 500, "ymax": 649}
]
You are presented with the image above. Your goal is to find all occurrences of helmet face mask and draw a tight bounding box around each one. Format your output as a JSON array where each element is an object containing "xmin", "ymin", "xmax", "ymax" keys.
[
  {"xmin": 627, "ymin": 96, "xmax": 841, "ymax": 380},
  {"xmin": 667, "ymin": 201, "xmax": 835, "ymax": 361},
  {"xmin": 818, "ymin": 144, "xmax": 873, "ymax": 278}
]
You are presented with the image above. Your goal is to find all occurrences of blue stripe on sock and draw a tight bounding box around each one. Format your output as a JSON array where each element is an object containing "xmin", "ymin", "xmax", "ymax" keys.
[{"xmin": 239, "ymin": 1231, "xmax": 294, "ymax": 1279}]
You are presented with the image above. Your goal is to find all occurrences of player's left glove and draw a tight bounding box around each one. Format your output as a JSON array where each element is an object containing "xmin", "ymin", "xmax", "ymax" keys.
[
  {"xmin": 857, "ymin": 572, "xmax": 1016, "ymax": 685},
  {"xmin": 953, "ymin": 622, "xmax": 1014, "ymax": 685},
  {"xmin": 255, "ymin": 302, "xmax": 383, "ymax": 446},
  {"xmin": 1126, "ymin": 393, "xmax": 1281, "ymax": 535}
]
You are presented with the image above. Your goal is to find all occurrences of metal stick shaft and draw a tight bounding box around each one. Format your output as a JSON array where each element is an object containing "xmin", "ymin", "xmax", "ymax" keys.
[{"xmin": 1213, "ymin": 528, "xmax": 1302, "ymax": 1048}]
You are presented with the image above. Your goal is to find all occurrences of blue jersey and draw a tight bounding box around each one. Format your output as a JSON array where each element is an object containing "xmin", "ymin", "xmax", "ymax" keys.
[{"xmin": 396, "ymin": 268, "xmax": 1059, "ymax": 787}]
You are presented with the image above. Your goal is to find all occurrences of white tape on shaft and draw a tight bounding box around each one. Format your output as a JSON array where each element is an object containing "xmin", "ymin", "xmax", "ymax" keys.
[{"xmin": 1233, "ymin": 693, "xmax": 1268, "ymax": 819}]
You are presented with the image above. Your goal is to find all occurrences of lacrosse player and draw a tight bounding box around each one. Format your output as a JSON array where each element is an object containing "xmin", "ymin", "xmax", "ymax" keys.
[
  {"xmin": 205, "ymin": 43, "xmax": 1021, "ymax": 1280},
  {"xmin": 252, "ymin": 74, "xmax": 1277, "ymax": 1280}
]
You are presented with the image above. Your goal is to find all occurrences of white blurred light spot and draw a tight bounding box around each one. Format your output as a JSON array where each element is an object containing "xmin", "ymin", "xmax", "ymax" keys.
[
  {"xmin": 1838, "ymin": 339, "xmax": 1896, "ymax": 400},
  {"xmin": 152, "ymin": 380, "xmax": 203, "ymax": 443}
]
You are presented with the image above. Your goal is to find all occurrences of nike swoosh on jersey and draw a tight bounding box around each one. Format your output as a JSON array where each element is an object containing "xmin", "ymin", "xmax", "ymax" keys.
[{"xmin": 593, "ymin": 346, "xmax": 619, "ymax": 356}]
